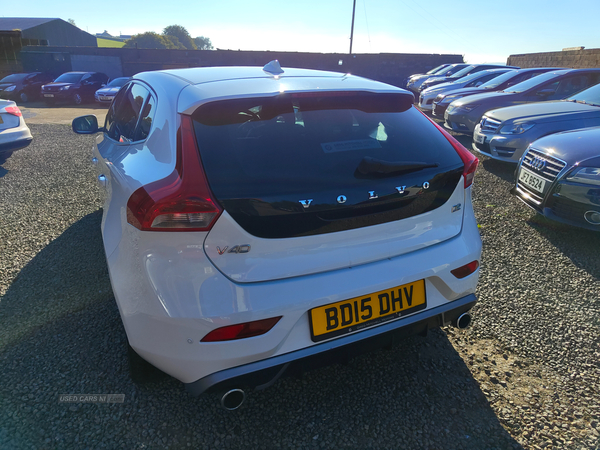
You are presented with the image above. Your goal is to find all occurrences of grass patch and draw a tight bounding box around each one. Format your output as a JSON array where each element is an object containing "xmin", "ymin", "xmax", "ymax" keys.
[{"xmin": 97, "ymin": 38, "xmax": 125, "ymax": 48}]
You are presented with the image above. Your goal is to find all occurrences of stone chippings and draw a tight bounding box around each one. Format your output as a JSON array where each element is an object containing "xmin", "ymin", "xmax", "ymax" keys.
[{"xmin": 0, "ymin": 124, "xmax": 598, "ymax": 449}]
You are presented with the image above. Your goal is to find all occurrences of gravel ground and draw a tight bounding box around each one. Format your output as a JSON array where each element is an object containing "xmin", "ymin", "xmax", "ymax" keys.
[{"xmin": 0, "ymin": 124, "xmax": 599, "ymax": 449}]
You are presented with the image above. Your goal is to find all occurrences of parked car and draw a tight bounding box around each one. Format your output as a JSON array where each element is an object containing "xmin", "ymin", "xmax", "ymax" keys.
[
  {"xmin": 445, "ymin": 69, "xmax": 600, "ymax": 134},
  {"xmin": 419, "ymin": 64, "xmax": 519, "ymax": 91},
  {"xmin": 41, "ymin": 71, "xmax": 108, "ymax": 105},
  {"xmin": 0, "ymin": 100, "xmax": 32, "ymax": 156},
  {"xmin": 512, "ymin": 127, "xmax": 600, "ymax": 231},
  {"xmin": 418, "ymin": 68, "xmax": 515, "ymax": 111},
  {"xmin": 432, "ymin": 68, "xmax": 557, "ymax": 118},
  {"xmin": 0, "ymin": 72, "xmax": 54, "ymax": 103},
  {"xmin": 406, "ymin": 63, "xmax": 470, "ymax": 97},
  {"xmin": 71, "ymin": 62, "xmax": 482, "ymax": 406},
  {"xmin": 472, "ymin": 82, "xmax": 600, "ymax": 163},
  {"xmin": 95, "ymin": 77, "xmax": 131, "ymax": 105}
]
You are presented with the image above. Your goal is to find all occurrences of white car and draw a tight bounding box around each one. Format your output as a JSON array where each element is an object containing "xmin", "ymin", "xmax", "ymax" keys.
[
  {"xmin": 0, "ymin": 100, "xmax": 32, "ymax": 157},
  {"xmin": 72, "ymin": 61, "xmax": 482, "ymax": 409}
]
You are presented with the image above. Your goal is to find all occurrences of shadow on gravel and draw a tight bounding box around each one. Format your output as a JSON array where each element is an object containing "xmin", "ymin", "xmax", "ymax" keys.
[
  {"xmin": 0, "ymin": 211, "xmax": 521, "ymax": 450},
  {"xmin": 0, "ymin": 151, "xmax": 12, "ymax": 178},
  {"xmin": 525, "ymin": 215, "xmax": 600, "ymax": 281},
  {"xmin": 481, "ymin": 158, "xmax": 517, "ymax": 183}
]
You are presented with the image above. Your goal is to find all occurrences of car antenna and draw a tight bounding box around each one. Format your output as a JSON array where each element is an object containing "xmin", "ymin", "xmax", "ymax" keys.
[{"xmin": 263, "ymin": 60, "xmax": 284, "ymax": 76}]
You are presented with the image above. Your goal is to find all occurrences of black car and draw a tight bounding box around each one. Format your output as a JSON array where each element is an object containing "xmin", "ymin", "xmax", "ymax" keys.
[
  {"xmin": 512, "ymin": 127, "xmax": 600, "ymax": 231},
  {"xmin": 41, "ymin": 72, "xmax": 109, "ymax": 105},
  {"xmin": 0, "ymin": 72, "xmax": 54, "ymax": 103}
]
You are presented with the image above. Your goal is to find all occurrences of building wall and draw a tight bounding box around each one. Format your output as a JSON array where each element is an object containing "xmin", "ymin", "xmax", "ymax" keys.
[
  {"xmin": 507, "ymin": 48, "xmax": 600, "ymax": 69},
  {"xmin": 22, "ymin": 20, "xmax": 97, "ymax": 48},
  {"xmin": 20, "ymin": 46, "xmax": 463, "ymax": 88}
]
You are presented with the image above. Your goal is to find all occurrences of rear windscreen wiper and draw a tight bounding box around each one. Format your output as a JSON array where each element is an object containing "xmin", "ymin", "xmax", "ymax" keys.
[{"xmin": 356, "ymin": 157, "xmax": 439, "ymax": 178}]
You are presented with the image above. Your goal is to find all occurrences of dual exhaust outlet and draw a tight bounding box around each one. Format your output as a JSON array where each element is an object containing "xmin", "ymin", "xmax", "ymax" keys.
[{"xmin": 218, "ymin": 312, "xmax": 472, "ymax": 410}]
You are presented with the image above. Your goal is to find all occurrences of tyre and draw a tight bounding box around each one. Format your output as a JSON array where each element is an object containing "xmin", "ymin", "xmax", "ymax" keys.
[
  {"xmin": 72, "ymin": 93, "xmax": 83, "ymax": 105},
  {"xmin": 127, "ymin": 344, "xmax": 166, "ymax": 384},
  {"xmin": 19, "ymin": 92, "xmax": 29, "ymax": 103}
]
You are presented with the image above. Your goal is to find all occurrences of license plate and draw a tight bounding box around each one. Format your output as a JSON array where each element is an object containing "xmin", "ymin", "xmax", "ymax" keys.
[
  {"xmin": 309, "ymin": 280, "xmax": 426, "ymax": 342},
  {"xmin": 474, "ymin": 133, "xmax": 485, "ymax": 144},
  {"xmin": 99, "ymin": 96, "xmax": 111, "ymax": 101},
  {"xmin": 519, "ymin": 168, "xmax": 546, "ymax": 193},
  {"xmin": 44, "ymin": 93, "xmax": 54, "ymax": 98}
]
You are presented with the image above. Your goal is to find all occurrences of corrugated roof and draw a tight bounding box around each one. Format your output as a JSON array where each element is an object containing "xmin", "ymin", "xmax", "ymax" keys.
[{"xmin": 0, "ymin": 18, "xmax": 60, "ymax": 31}]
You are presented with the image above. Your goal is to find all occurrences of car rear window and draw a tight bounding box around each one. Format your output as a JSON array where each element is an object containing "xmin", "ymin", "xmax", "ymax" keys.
[{"xmin": 192, "ymin": 92, "xmax": 461, "ymax": 200}]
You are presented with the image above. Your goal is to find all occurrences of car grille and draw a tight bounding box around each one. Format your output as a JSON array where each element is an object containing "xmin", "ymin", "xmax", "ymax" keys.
[
  {"xmin": 479, "ymin": 117, "xmax": 501, "ymax": 134},
  {"xmin": 521, "ymin": 148, "xmax": 567, "ymax": 182},
  {"xmin": 516, "ymin": 147, "xmax": 567, "ymax": 204}
]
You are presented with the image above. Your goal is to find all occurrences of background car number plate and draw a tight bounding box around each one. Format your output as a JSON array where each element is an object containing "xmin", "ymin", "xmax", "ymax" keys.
[
  {"xmin": 100, "ymin": 96, "xmax": 111, "ymax": 101},
  {"xmin": 44, "ymin": 94, "xmax": 54, "ymax": 98},
  {"xmin": 309, "ymin": 280, "xmax": 426, "ymax": 342},
  {"xmin": 519, "ymin": 168, "xmax": 546, "ymax": 193},
  {"xmin": 474, "ymin": 133, "xmax": 485, "ymax": 144}
]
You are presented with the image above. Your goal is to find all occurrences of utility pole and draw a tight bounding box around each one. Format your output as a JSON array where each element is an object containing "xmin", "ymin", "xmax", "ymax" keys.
[{"xmin": 349, "ymin": 0, "xmax": 356, "ymax": 54}]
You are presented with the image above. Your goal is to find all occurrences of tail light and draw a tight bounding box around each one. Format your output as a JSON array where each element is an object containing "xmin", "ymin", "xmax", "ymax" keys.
[
  {"xmin": 451, "ymin": 260, "xmax": 480, "ymax": 279},
  {"xmin": 417, "ymin": 108, "xmax": 479, "ymax": 188},
  {"xmin": 4, "ymin": 106, "xmax": 22, "ymax": 117},
  {"xmin": 201, "ymin": 317, "xmax": 282, "ymax": 342},
  {"xmin": 126, "ymin": 115, "xmax": 222, "ymax": 231}
]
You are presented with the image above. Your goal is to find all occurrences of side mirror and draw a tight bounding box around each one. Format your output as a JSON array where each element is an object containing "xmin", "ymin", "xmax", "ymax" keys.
[
  {"xmin": 536, "ymin": 88, "xmax": 555, "ymax": 96},
  {"xmin": 72, "ymin": 115, "xmax": 104, "ymax": 134}
]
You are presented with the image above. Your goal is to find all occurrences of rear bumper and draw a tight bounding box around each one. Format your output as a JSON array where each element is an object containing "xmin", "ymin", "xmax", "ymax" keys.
[
  {"xmin": 0, "ymin": 137, "xmax": 32, "ymax": 154},
  {"xmin": 185, "ymin": 293, "xmax": 477, "ymax": 396}
]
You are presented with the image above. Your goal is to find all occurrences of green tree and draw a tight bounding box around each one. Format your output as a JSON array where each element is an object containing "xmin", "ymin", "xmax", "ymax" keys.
[
  {"xmin": 163, "ymin": 25, "xmax": 196, "ymax": 50},
  {"xmin": 194, "ymin": 36, "xmax": 214, "ymax": 50},
  {"xmin": 67, "ymin": 18, "xmax": 77, "ymax": 27},
  {"xmin": 123, "ymin": 32, "xmax": 179, "ymax": 49},
  {"xmin": 164, "ymin": 35, "xmax": 186, "ymax": 50}
]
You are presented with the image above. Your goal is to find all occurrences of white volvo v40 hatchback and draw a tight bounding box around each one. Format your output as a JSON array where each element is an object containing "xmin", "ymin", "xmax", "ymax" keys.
[{"xmin": 73, "ymin": 62, "xmax": 482, "ymax": 408}]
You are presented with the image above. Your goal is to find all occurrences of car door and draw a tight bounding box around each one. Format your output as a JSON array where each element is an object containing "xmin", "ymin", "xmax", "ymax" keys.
[{"xmin": 97, "ymin": 82, "xmax": 157, "ymax": 255}]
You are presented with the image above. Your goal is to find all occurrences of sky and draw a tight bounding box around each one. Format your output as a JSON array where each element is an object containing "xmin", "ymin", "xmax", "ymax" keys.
[{"xmin": 4, "ymin": 0, "xmax": 600, "ymax": 64}]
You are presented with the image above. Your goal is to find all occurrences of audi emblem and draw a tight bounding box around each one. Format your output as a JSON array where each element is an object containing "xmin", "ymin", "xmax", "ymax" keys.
[{"xmin": 530, "ymin": 156, "xmax": 547, "ymax": 171}]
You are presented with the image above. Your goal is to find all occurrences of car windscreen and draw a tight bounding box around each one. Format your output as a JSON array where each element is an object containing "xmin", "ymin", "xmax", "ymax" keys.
[
  {"xmin": 107, "ymin": 77, "xmax": 130, "ymax": 88},
  {"xmin": 479, "ymin": 70, "xmax": 521, "ymax": 89},
  {"xmin": 54, "ymin": 73, "xmax": 84, "ymax": 84},
  {"xmin": 0, "ymin": 73, "xmax": 28, "ymax": 83},
  {"xmin": 449, "ymin": 70, "xmax": 488, "ymax": 84},
  {"xmin": 427, "ymin": 64, "xmax": 447, "ymax": 75},
  {"xmin": 439, "ymin": 64, "xmax": 469, "ymax": 77},
  {"xmin": 192, "ymin": 92, "xmax": 461, "ymax": 199},
  {"xmin": 447, "ymin": 66, "xmax": 476, "ymax": 80},
  {"xmin": 503, "ymin": 72, "xmax": 565, "ymax": 93},
  {"xmin": 568, "ymin": 83, "xmax": 600, "ymax": 106}
]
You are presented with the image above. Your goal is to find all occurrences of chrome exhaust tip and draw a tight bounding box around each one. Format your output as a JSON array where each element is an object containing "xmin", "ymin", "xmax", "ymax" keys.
[
  {"xmin": 455, "ymin": 312, "xmax": 472, "ymax": 329},
  {"xmin": 220, "ymin": 389, "xmax": 246, "ymax": 411}
]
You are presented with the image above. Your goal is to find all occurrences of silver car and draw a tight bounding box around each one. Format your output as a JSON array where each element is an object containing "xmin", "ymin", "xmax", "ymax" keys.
[
  {"xmin": 472, "ymin": 83, "xmax": 600, "ymax": 163},
  {"xmin": 445, "ymin": 69, "xmax": 600, "ymax": 134},
  {"xmin": 406, "ymin": 64, "xmax": 469, "ymax": 97}
]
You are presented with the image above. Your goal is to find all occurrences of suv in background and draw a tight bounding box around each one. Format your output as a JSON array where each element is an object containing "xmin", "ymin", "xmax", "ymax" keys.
[
  {"xmin": 0, "ymin": 72, "xmax": 54, "ymax": 103},
  {"xmin": 41, "ymin": 71, "xmax": 108, "ymax": 105},
  {"xmin": 71, "ymin": 62, "xmax": 481, "ymax": 407}
]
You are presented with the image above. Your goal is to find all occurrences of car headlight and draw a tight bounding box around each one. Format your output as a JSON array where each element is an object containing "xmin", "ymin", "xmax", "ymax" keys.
[
  {"xmin": 498, "ymin": 122, "xmax": 535, "ymax": 135},
  {"xmin": 438, "ymin": 94, "xmax": 463, "ymax": 105},
  {"xmin": 456, "ymin": 103, "xmax": 481, "ymax": 113},
  {"xmin": 566, "ymin": 167, "xmax": 600, "ymax": 185},
  {"xmin": 59, "ymin": 86, "xmax": 71, "ymax": 91},
  {"xmin": 5, "ymin": 85, "xmax": 16, "ymax": 92}
]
